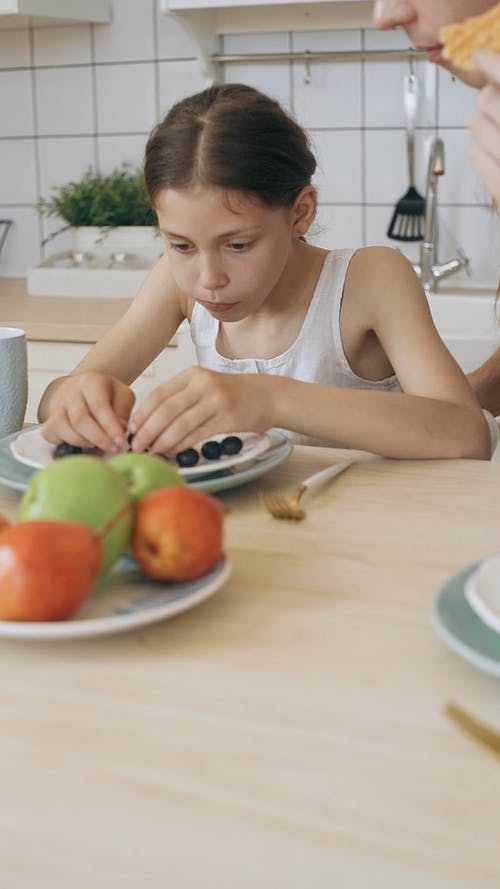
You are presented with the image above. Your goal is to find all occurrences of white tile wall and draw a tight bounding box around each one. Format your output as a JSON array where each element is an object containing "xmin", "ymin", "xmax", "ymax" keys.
[
  {"xmin": 35, "ymin": 67, "xmax": 94, "ymax": 136},
  {"xmin": 0, "ymin": 70, "xmax": 33, "ymax": 137},
  {"xmin": 0, "ymin": 2, "xmax": 498, "ymax": 286},
  {"xmin": 38, "ymin": 137, "xmax": 95, "ymax": 197},
  {"xmin": 312, "ymin": 130, "xmax": 363, "ymax": 203},
  {"xmin": 33, "ymin": 24, "xmax": 91, "ymax": 66},
  {"xmin": 0, "ymin": 29, "xmax": 30, "ymax": 68},
  {"xmin": 93, "ymin": 0, "xmax": 155, "ymax": 63},
  {"xmin": 0, "ymin": 141, "xmax": 37, "ymax": 204},
  {"xmin": 95, "ymin": 62, "xmax": 157, "ymax": 133}
]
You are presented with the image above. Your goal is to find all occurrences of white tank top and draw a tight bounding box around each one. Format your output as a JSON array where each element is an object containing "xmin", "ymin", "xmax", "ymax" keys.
[{"xmin": 189, "ymin": 248, "xmax": 400, "ymax": 446}]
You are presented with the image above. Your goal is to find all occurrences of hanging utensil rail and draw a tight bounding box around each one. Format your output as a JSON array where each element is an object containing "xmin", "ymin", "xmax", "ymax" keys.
[{"xmin": 214, "ymin": 48, "xmax": 427, "ymax": 65}]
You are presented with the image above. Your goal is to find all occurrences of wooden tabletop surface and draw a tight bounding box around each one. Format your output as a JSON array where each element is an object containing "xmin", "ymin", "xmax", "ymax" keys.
[{"xmin": 0, "ymin": 445, "xmax": 499, "ymax": 888}]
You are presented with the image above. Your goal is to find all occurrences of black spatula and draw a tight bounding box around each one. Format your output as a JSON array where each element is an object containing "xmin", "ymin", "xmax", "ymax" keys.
[{"xmin": 387, "ymin": 74, "xmax": 426, "ymax": 242}]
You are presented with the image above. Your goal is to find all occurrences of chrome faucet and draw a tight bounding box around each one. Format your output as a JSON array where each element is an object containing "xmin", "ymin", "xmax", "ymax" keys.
[{"xmin": 413, "ymin": 137, "xmax": 469, "ymax": 293}]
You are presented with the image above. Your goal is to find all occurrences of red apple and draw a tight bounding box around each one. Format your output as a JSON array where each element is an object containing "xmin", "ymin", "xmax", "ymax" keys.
[
  {"xmin": 132, "ymin": 487, "xmax": 224, "ymax": 582},
  {"xmin": 0, "ymin": 520, "xmax": 102, "ymax": 621}
]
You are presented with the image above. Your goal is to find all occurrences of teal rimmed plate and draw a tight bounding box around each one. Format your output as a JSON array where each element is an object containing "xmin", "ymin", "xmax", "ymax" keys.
[
  {"xmin": 0, "ymin": 429, "xmax": 292, "ymax": 495},
  {"xmin": 431, "ymin": 561, "xmax": 500, "ymax": 678}
]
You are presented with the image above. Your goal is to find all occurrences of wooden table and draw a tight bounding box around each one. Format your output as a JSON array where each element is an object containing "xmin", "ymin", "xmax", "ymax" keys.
[{"xmin": 0, "ymin": 447, "xmax": 499, "ymax": 888}]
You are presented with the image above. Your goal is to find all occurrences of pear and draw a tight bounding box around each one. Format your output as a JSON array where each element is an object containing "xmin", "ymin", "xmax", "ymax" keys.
[{"xmin": 17, "ymin": 455, "xmax": 132, "ymax": 576}]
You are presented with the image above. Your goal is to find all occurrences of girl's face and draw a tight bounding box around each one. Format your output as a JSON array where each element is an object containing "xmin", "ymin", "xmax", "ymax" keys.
[
  {"xmin": 373, "ymin": 1, "xmax": 495, "ymax": 62},
  {"xmin": 155, "ymin": 185, "xmax": 302, "ymax": 322}
]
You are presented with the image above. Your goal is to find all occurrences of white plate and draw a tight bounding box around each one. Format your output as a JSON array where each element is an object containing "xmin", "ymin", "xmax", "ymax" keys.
[
  {"xmin": 10, "ymin": 427, "xmax": 273, "ymax": 477},
  {"xmin": 464, "ymin": 554, "xmax": 500, "ymax": 635},
  {"xmin": 0, "ymin": 554, "xmax": 231, "ymax": 641}
]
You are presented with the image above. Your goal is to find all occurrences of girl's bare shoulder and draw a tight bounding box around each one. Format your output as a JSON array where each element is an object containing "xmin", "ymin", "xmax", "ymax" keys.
[
  {"xmin": 347, "ymin": 245, "xmax": 414, "ymax": 281},
  {"xmin": 344, "ymin": 246, "xmax": 423, "ymax": 315}
]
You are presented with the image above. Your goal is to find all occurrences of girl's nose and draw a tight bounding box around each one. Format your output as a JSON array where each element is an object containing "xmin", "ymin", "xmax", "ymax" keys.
[{"xmin": 199, "ymin": 255, "xmax": 229, "ymax": 291}]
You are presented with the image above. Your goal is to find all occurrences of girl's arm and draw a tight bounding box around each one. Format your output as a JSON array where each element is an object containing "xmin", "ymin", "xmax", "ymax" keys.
[
  {"xmin": 38, "ymin": 252, "xmax": 186, "ymax": 452},
  {"xmin": 129, "ymin": 248, "xmax": 490, "ymax": 460},
  {"xmin": 269, "ymin": 247, "xmax": 490, "ymax": 459}
]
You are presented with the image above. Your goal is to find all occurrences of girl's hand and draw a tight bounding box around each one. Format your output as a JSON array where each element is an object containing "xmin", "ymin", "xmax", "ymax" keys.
[
  {"xmin": 129, "ymin": 367, "xmax": 272, "ymax": 455},
  {"xmin": 470, "ymin": 49, "xmax": 500, "ymax": 204},
  {"xmin": 41, "ymin": 371, "xmax": 135, "ymax": 453}
]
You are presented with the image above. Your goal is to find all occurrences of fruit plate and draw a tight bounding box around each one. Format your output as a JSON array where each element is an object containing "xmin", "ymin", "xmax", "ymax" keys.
[
  {"xmin": 0, "ymin": 429, "xmax": 292, "ymax": 495},
  {"xmin": 431, "ymin": 560, "xmax": 500, "ymax": 678},
  {"xmin": 0, "ymin": 554, "xmax": 231, "ymax": 641},
  {"xmin": 9, "ymin": 426, "xmax": 273, "ymax": 476}
]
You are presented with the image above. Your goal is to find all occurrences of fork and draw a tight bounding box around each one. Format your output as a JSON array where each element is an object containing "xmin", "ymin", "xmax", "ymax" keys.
[
  {"xmin": 259, "ymin": 459, "xmax": 354, "ymax": 520},
  {"xmin": 445, "ymin": 702, "xmax": 500, "ymax": 760}
]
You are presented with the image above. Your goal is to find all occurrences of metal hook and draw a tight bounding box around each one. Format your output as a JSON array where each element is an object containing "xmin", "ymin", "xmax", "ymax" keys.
[{"xmin": 303, "ymin": 50, "xmax": 312, "ymax": 85}]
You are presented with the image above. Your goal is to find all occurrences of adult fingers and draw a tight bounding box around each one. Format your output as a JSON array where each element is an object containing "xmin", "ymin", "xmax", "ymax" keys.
[
  {"xmin": 473, "ymin": 49, "xmax": 500, "ymax": 85},
  {"xmin": 470, "ymin": 142, "xmax": 500, "ymax": 205},
  {"xmin": 372, "ymin": 1, "xmax": 413, "ymax": 31}
]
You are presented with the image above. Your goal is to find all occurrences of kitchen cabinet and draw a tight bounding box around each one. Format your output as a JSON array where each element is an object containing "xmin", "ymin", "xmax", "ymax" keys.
[
  {"xmin": 25, "ymin": 341, "xmax": 182, "ymax": 424},
  {"xmin": 160, "ymin": 0, "xmax": 373, "ymax": 77},
  {"xmin": 0, "ymin": 0, "xmax": 110, "ymax": 28}
]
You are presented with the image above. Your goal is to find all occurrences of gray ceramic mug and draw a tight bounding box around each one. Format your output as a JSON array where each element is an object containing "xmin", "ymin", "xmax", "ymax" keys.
[{"xmin": 0, "ymin": 327, "xmax": 28, "ymax": 438}]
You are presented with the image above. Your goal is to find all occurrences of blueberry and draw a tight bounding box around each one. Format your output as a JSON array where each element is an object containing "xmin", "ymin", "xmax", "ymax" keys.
[
  {"xmin": 54, "ymin": 442, "xmax": 84, "ymax": 459},
  {"xmin": 220, "ymin": 435, "xmax": 243, "ymax": 456},
  {"xmin": 201, "ymin": 440, "xmax": 222, "ymax": 461},
  {"xmin": 175, "ymin": 448, "xmax": 199, "ymax": 468}
]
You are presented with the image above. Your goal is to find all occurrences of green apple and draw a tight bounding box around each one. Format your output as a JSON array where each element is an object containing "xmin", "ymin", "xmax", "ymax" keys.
[
  {"xmin": 108, "ymin": 452, "xmax": 185, "ymax": 504},
  {"xmin": 17, "ymin": 455, "xmax": 133, "ymax": 576}
]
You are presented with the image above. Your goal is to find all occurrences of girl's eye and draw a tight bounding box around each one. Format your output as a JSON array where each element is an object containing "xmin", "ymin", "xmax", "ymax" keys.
[
  {"xmin": 170, "ymin": 242, "xmax": 192, "ymax": 253},
  {"xmin": 229, "ymin": 242, "xmax": 250, "ymax": 251}
]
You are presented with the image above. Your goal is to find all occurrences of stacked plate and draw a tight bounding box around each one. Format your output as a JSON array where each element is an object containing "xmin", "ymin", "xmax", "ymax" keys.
[
  {"xmin": 432, "ymin": 556, "xmax": 500, "ymax": 677},
  {"xmin": 0, "ymin": 426, "xmax": 292, "ymax": 495}
]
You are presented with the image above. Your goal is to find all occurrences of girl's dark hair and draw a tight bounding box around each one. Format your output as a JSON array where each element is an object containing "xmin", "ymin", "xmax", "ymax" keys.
[{"xmin": 144, "ymin": 83, "xmax": 316, "ymax": 209}]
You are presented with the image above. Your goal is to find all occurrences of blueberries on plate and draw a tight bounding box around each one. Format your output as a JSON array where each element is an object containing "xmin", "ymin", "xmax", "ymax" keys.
[
  {"xmin": 54, "ymin": 442, "xmax": 84, "ymax": 459},
  {"xmin": 175, "ymin": 448, "xmax": 200, "ymax": 468},
  {"xmin": 201, "ymin": 440, "xmax": 222, "ymax": 460},
  {"xmin": 175, "ymin": 435, "xmax": 244, "ymax": 469},
  {"xmin": 220, "ymin": 435, "xmax": 243, "ymax": 456}
]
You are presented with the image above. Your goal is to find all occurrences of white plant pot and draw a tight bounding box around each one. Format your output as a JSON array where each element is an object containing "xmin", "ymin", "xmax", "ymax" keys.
[{"xmin": 72, "ymin": 225, "xmax": 161, "ymax": 255}]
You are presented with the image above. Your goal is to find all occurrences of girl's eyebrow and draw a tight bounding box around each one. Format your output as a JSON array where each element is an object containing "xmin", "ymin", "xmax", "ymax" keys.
[{"xmin": 160, "ymin": 226, "xmax": 262, "ymax": 240}]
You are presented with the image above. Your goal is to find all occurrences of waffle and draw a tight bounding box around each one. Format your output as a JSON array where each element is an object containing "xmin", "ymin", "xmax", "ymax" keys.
[{"xmin": 441, "ymin": 3, "xmax": 500, "ymax": 70}]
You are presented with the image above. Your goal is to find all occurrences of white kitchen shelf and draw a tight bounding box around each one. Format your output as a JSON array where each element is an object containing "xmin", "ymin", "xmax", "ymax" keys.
[
  {"xmin": 0, "ymin": 0, "xmax": 110, "ymax": 29},
  {"xmin": 160, "ymin": 0, "xmax": 373, "ymax": 77}
]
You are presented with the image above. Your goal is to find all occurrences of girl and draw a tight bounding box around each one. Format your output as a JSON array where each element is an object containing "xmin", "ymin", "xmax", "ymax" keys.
[{"xmin": 38, "ymin": 84, "xmax": 493, "ymax": 460}]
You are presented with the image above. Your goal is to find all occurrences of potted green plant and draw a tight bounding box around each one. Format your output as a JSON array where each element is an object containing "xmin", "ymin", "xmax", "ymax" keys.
[{"xmin": 40, "ymin": 166, "xmax": 160, "ymax": 255}]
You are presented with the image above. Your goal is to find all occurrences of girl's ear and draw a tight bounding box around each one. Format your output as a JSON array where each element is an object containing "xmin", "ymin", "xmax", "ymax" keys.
[{"xmin": 292, "ymin": 186, "xmax": 317, "ymax": 239}]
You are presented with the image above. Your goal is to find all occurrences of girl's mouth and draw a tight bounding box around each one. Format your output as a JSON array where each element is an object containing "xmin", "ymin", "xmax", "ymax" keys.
[{"xmin": 199, "ymin": 299, "xmax": 238, "ymax": 315}]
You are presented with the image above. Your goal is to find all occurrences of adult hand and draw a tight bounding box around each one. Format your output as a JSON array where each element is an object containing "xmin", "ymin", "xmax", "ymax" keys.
[
  {"xmin": 41, "ymin": 371, "xmax": 135, "ymax": 453},
  {"xmin": 469, "ymin": 49, "xmax": 500, "ymax": 204},
  {"xmin": 129, "ymin": 367, "xmax": 273, "ymax": 455}
]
